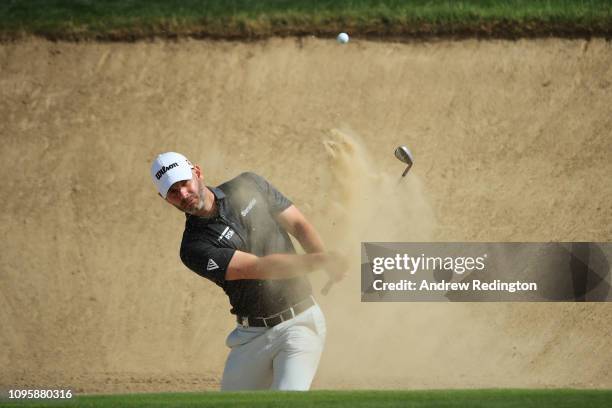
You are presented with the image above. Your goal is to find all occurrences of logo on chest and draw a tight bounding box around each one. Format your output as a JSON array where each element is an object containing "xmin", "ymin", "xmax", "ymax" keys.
[
  {"xmin": 218, "ymin": 226, "xmax": 235, "ymax": 241},
  {"xmin": 240, "ymin": 198, "xmax": 257, "ymax": 217}
]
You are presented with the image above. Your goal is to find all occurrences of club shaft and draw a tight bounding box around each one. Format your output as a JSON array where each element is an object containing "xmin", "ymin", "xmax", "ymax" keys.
[{"xmin": 402, "ymin": 163, "xmax": 412, "ymax": 177}]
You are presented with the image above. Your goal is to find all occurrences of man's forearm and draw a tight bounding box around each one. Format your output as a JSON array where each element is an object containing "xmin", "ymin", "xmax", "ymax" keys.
[
  {"xmin": 276, "ymin": 206, "xmax": 326, "ymax": 254},
  {"xmin": 293, "ymin": 221, "xmax": 326, "ymax": 254},
  {"xmin": 254, "ymin": 253, "xmax": 327, "ymax": 279}
]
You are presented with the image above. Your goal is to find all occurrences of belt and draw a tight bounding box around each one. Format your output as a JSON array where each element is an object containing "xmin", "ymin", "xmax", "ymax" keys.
[{"xmin": 236, "ymin": 296, "xmax": 315, "ymax": 328}]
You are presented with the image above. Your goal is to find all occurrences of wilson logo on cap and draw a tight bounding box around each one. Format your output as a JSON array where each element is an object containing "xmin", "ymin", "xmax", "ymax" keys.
[{"xmin": 155, "ymin": 163, "xmax": 178, "ymax": 180}]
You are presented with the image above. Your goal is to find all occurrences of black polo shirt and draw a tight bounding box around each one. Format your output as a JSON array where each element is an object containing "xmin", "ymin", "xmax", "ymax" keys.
[{"xmin": 179, "ymin": 172, "xmax": 313, "ymax": 317}]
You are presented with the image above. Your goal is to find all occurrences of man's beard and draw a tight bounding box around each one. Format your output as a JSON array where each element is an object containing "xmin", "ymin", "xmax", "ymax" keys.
[
  {"xmin": 181, "ymin": 196, "xmax": 204, "ymax": 215},
  {"xmin": 175, "ymin": 183, "xmax": 206, "ymax": 215}
]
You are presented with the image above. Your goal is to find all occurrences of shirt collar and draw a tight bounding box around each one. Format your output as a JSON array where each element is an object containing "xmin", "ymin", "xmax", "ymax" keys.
[{"xmin": 209, "ymin": 186, "xmax": 226, "ymax": 200}]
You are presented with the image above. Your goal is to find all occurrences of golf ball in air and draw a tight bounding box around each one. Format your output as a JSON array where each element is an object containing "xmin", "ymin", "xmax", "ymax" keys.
[{"xmin": 337, "ymin": 32, "xmax": 349, "ymax": 44}]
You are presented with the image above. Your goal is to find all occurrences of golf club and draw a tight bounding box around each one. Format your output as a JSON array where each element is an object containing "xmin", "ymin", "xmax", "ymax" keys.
[{"xmin": 321, "ymin": 145, "xmax": 415, "ymax": 296}]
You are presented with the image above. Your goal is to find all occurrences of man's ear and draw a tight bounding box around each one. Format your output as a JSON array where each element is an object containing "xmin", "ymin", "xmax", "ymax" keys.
[{"xmin": 193, "ymin": 164, "xmax": 203, "ymax": 179}]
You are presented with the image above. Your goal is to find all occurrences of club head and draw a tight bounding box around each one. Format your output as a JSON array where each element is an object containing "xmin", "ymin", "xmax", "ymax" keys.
[
  {"xmin": 394, "ymin": 146, "xmax": 414, "ymax": 165},
  {"xmin": 395, "ymin": 146, "xmax": 414, "ymax": 178}
]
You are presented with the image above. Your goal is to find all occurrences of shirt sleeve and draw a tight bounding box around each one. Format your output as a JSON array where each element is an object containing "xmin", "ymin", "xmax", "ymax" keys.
[
  {"xmin": 180, "ymin": 239, "xmax": 236, "ymax": 287},
  {"xmin": 241, "ymin": 172, "xmax": 293, "ymax": 214}
]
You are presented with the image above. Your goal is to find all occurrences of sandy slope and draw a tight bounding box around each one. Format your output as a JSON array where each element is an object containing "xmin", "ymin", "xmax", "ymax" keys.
[{"xmin": 0, "ymin": 37, "xmax": 610, "ymax": 393}]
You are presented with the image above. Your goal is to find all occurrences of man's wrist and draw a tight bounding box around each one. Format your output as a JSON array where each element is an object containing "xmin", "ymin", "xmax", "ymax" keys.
[{"xmin": 305, "ymin": 252, "xmax": 328, "ymax": 271}]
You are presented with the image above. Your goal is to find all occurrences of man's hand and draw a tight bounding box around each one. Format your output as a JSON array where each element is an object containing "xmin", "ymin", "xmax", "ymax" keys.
[
  {"xmin": 320, "ymin": 251, "xmax": 348, "ymax": 296},
  {"xmin": 322, "ymin": 251, "xmax": 349, "ymax": 282}
]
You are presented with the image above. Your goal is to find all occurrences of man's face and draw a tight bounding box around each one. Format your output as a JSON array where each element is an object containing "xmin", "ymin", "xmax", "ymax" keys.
[{"xmin": 165, "ymin": 167, "xmax": 207, "ymax": 215}]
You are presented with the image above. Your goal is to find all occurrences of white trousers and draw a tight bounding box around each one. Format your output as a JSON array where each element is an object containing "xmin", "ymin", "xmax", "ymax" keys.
[{"xmin": 220, "ymin": 303, "xmax": 326, "ymax": 391}]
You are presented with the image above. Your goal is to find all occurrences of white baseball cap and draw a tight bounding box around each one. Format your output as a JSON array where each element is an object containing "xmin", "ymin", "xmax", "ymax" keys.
[{"xmin": 150, "ymin": 152, "xmax": 194, "ymax": 198}]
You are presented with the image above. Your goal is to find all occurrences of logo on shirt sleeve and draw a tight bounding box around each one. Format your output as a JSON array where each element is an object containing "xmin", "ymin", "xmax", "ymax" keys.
[
  {"xmin": 207, "ymin": 259, "xmax": 219, "ymax": 271},
  {"xmin": 240, "ymin": 198, "xmax": 257, "ymax": 217}
]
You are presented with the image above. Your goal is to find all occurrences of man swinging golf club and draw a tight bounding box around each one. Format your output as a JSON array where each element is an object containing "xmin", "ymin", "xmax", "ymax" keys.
[{"xmin": 150, "ymin": 152, "xmax": 347, "ymax": 391}]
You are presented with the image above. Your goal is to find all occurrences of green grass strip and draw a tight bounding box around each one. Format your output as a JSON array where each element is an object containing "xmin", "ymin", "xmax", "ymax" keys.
[
  {"xmin": 2, "ymin": 389, "xmax": 612, "ymax": 408},
  {"xmin": 0, "ymin": 0, "xmax": 611, "ymax": 40}
]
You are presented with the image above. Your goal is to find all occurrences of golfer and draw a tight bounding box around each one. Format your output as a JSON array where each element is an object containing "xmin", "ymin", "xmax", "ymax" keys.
[{"xmin": 150, "ymin": 152, "xmax": 347, "ymax": 390}]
